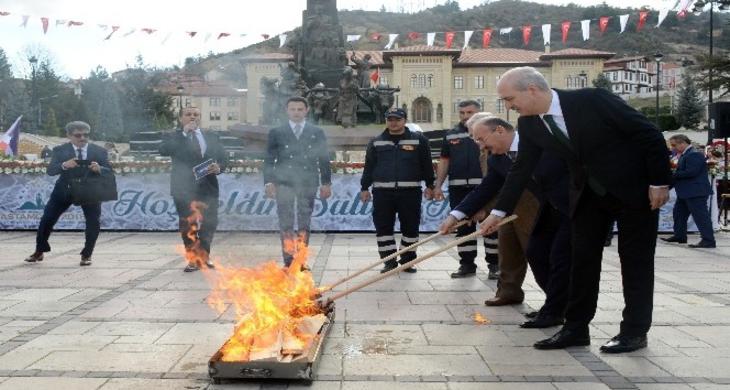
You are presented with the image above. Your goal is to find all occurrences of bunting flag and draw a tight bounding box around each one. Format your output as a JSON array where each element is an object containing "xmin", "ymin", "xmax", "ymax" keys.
[
  {"xmin": 444, "ymin": 31, "xmax": 455, "ymax": 48},
  {"xmin": 277, "ymin": 33, "xmax": 285, "ymax": 46},
  {"xmin": 407, "ymin": 31, "xmax": 420, "ymax": 40},
  {"xmin": 541, "ymin": 24, "xmax": 551, "ymax": 46},
  {"xmin": 41, "ymin": 17, "xmax": 49, "ymax": 34},
  {"xmin": 370, "ymin": 32, "xmax": 381, "ymax": 41},
  {"xmin": 637, "ymin": 11, "xmax": 648, "ymax": 31},
  {"xmin": 104, "ymin": 25, "xmax": 119, "ymax": 40},
  {"xmin": 161, "ymin": 32, "xmax": 172, "ymax": 44},
  {"xmin": 186, "ymin": 31, "xmax": 197, "ymax": 38},
  {"xmin": 482, "ymin": 28, "xmax": 492, "ymax": 48},
  {"xmin": 0, "ymin": 116, "xmax": 22, "ymax": 158},
  {"xmin": 0, "ymin": 11, "xmax": 10, "ymax": 16},
  {"xmin": 463, "ymin": 30, "xmax": 473, "ymax": 49},
  {"xmin": 499, "ymin": 27, "xmax": 512, "ymax": 35},
  {"xmin": 122, "ymin": 28, "xmax": 136, "ymax": 37},
  {"xmin": 676, "ymin": 0, "xmax": 691, "ymax": 19},
  {"xmin": 346, "ymin": 34, "xmax": 361, "ymax": 42},
  {"xmin": 581, "ymin": 19, "xmax": 590, "ymax": 41},
  {"xmin": 427, "ymin": 32, "xmax": 436, "ymax": 46},
  {"xmin": 55, "ymin": 20, "xmax": 66, "ymax": 27},
  {"xmin": 20, "ymin": 15, "xmax": 29, "ymax": 27},
  {"xmin": 561, "ymin": 21, "xmax": 571, "ymax": 44},
  {"xmin": 521, "ymin": 25, "xmax": 532, "ymax": 46},
  {"xmin": 218, "ymin": 32, "xmax": 231, "ymax": 40},
  {"xmin": 370, "ymin": 67, "xmax": 380, "ymax": 85},
  {"xmin": 384, "ymin": 33, "xmax": 398, "ymax": 49},
  {"xmin": 599, "ymin": 16, "xmax": 609, "ymax": 34},
  {"xmin": 261, "ymin": 33, "xmax": 269, "ymax": 40},
  {"xmin": 141, "ymin": 28, "xmax": 156, "ymax": 34},
  {"xmin": 67, "ymin": 20, "xmax": 83, "ymax": 27},
  {"xmin": 98, "ymin": 24, "xmax": 108, "ymax": 30},
  {"xmin": 619, "ymin": 14, "xmax": 629, "ymax": 33},
  {"xmin": 205, "ymin": 33, "xmax": 213, "ymax": 42},
  {"xmin": 657, "ymin": 9, "xmax": 669, "ymax": 27}
]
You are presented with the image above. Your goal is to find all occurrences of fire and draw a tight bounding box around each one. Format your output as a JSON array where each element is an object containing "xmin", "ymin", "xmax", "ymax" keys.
[{"xmin": 472, "ymin": 312, "xmax": 491, "ymax": 325}]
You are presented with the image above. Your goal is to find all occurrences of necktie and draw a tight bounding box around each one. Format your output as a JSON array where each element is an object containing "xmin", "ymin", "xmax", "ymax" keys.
[
  {"xmin": 189, "ymin": 132, "xmax": 202, "ymax": 157},
  {"xmin": 76, "ymin": 147, "xmax": 83, "ymax": 160},
  {"xmin": 543, "ymin": 114, "xmax": 606, "ymax": 196},
  {"xmin": 507, "ymin": 151, "xmax": 517, "ymax": 161},
  {"xmin": 293, "ymin": 124, "xmax": 302, "ymax": 139}
]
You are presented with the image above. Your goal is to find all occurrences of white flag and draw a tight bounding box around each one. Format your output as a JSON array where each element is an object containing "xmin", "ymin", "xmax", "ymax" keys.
[
  {"xmin": 463, "ymin": 30, "xmax": 473, "ymax": 49},
  {"xmin": 541, "ymin": 24, "xmax": 551, "ymax": 46},
  {"xmin": 619, "ymin": 14, "xmax": 629, "ymax": 33},
  {"xmin": 581, "ymin": 20, "xmax": 590, "ymax": 41},
  {"xmin": 204, "ymin": 32, "xmax": 212, "ymax": 42},
  {"xmin": 346, "ymin": 34, "xmax": 361, "ymax": 42},
  {"xmin": 55, "ymin": 19, "xmax": 67, "ymax": 27},
  {"xmin": 161, "ymin": 32, "xmax": 172, "ymax": 45},
  {"xmin": 499, "ymin": 27, "xmax": 513, "ymax": 35},
  {"xmin": 122, "ymin": 28, "xmax": 136, "ymax": 37},
  {"xmin": 279, "ymin": 33, "xmax": 287, "ymax": 48},
  {"xmin": 20, "ymin": 15, "xmax": 29, "ymax": 27},
  {"xmin": 426, "ymin": 32, "xmax": 436, "ymax": 46},
  {"xmin": 657, "ymin": 9, "xmax": 669, "ymax": 27},
  {"xmin": 384, "ymin": 33, "xmax": 398, "ymax": 49}
]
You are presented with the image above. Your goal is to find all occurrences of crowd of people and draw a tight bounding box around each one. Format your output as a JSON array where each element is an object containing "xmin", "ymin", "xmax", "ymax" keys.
[{"xmin": 23, "ymin": 65, "xmax": 719, "ymax": 355}]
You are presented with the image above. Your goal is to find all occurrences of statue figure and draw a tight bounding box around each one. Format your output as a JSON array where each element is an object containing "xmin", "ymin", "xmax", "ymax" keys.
[
  {"xmin": 260, "ymin": 76, "xmax": 283, "ymax": 125},
  {"xmin": 366, "ymin": 86, "xmax": 397, "ymax": 124},
  {"xmin": 350, "ymin": 53, "xmax": 373, "ymax": 88},
  {"xmin": 336, "ymin": 67, "xmax": 359, "ymax": 128},
  {"xmin": 278, "ymin": 61, "xmax": 302, "ymax": 98},
  {"xmin": 307, "ymin": 82, "xmax": 337, "ymax": 125}
]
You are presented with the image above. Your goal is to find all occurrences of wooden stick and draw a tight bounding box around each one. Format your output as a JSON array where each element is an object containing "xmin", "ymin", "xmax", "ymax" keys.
[
  {"xmin": 319, "ymin": 220, "xmax": 470, "ymax": 293},
  {"xmin": 325, "ymin": 215, "xmax": 518, "ymax": 302}
]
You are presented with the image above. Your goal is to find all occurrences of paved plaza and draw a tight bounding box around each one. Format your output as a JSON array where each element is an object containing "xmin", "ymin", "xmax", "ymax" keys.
[{"xmin": 0, "ymin": 229, "xmax": 728, "ymax": 389}]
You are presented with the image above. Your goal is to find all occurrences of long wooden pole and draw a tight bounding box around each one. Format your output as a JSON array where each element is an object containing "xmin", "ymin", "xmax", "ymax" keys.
[
  {"xmin": 319, "ymin": 220, "xmax": 469, "ymax": 293},
  {"xmin": 325, "ymin": 215, "xmax": 518, "ymax": 302}
]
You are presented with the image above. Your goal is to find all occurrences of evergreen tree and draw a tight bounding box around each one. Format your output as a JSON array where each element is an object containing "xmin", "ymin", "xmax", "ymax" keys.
[
  {"xmin": 675, "ymin": 72, "xmax": 703, "ymax": 130},
  {"xmin": 82, "ymin": 66, "xmax": 124, "ymax": 141},
  {"xmin": 41, "ymin": 108, "xmax": 60, "ymax": 136},
  {"xmin": 592, "ymin": 73, "xmax": 612, "ymax": 92},
  {"xmin": 0, "ymin": 48, "xmax": 13, "ymax": 128}
]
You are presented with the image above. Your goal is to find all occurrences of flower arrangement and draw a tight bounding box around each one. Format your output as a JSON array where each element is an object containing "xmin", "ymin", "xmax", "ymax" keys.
[{"xmin": 705, "ymin": 140, "xmax": 729, "ymax": 177}]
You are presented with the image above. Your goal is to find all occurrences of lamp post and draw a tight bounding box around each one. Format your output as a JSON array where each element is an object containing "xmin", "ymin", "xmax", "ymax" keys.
[
  {"xmin": 654, "ymin": 52, "xmax": 663, "ymax": 128},
  {"xmin": 176, "ymin": 85, "xmax": 184, "ymax": 113},
  {"xmin": 28, "ymin": 56, "xmax": 38, "ymax": 133}
]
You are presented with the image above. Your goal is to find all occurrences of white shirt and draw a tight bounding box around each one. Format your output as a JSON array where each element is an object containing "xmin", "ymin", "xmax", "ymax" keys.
[
  {"xmin": 289, "ymin": 120, "xmax": 306, "ymax": 137},
  {"xmin": 74, "ymin": 144, "xmax": 89, "ymax": 160},
  {"xmin": 540, "ymin": 90, "xmax": 570, "ymax": 139},
  {"xmin": 188, "ymin": 129, "xmax": 207, "ymax": 156}
]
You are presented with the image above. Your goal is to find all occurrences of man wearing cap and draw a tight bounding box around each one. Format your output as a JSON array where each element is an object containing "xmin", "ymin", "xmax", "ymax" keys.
[{"xmin": 360, "ymin": 108, "xmax": 435, "ymax": 273}]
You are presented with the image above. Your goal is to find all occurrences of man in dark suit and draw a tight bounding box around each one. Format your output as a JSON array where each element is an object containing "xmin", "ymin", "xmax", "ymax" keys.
[
  {"xmin": 24, "ymin": 121, "xmax": 111, "ymax": 266},
  {"xmin": 480, "ymin": 67, "xmax": 672, "ymax": 353},
  {"xmin": 160, "ymin": 106, "xmax": 227, "ymax": 272},
  {"xmin": 439, "ymin": 116, "xmax": 572, "ymax": 327},
  {"xmin": 662, "ymin": 134, "xmax": 715, "ymax": 248},
  {"xmin": 264, "ymin": 97, "xmax": 332, "ymax": 267}
]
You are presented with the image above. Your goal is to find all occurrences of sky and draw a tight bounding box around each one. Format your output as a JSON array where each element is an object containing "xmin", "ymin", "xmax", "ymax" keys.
[{"xmin": 0, "ymin": 0, "xmax": 685, "ymax": 79}]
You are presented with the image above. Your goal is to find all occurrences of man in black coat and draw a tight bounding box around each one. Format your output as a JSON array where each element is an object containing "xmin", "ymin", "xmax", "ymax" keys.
[
  {"xmin": 264, "ymin": 97, "xmax": 332, "ymax": 267},
  {"xmin": 24, "ymin": 121, "xmax": 111, "ymax": 266},
  {"xmin": 160, "ymin": 106, "xmax": 227, "ymax": 272},
  {"xmin": 480, "ymin": 67, "xmax": 672, "ymax": 353}
]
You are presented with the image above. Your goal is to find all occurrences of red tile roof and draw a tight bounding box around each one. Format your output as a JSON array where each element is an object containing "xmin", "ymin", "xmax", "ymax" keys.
[
  {"xmin": 457, "ymin": 48, "xmax": 545, "ymax": 65},
  {"xmin": 348, "ymin": 50, "xmax": 385, "ymax": 66},
  {"xmin": 239, "ymin": 52, "xmax": 294, "ymax": 63},
  {"xmin": 604, "ymin": 55, "xmax": 648, "ymax": 64},
  {"xmin": 540, "ymin": 48, "xmax": 615, "ymax": 59}
]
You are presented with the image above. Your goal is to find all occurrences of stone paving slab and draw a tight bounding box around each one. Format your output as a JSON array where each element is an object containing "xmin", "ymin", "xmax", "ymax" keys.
[{"xmin": 0, "ymin": 230, "xmax": 728, "ymax": 389}]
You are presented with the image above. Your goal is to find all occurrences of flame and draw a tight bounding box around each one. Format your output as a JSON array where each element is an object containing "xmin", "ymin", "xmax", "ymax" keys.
[
  {"xmin": 183, "ymin": 201, "xmax": 209, "ymax": 268},
  {"xmin": 472, "ymin": 312, "xmax": 491, "ymax": 325}
]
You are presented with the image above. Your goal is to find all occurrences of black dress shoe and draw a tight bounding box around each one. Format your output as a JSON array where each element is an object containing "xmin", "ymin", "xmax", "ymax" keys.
[
  {"xmin": 660, "ymin": 236, "xmax": 687, "ymax": 244},
  {"xmin": 688, "ymin": 240, "xmax": 716, "ymax": 249},
  {"xmin": 79, "ymin": 256, "xmax": 92, "ymax": 266},
  {"xmin": 24, "ymin": 252, "xmax": 44, "ymax": 263},
  {"xmin": 524, "ymin": 311, "xmax": 539, "ymax": 319},
  {"xmin": 380, "ymin": 262, "xmax": 398, "ymax": 273},
  {"xmin": 184, "ymin": 264, "xmax": 200, "ymax": 272},
  {"xmin": 600, "ymin": 334, "xmax": 647, "ymax": 353},
  {"xmin": 534, "ymin": 327, "xmax": 590, "ymax": 350},
  {"xmin": 401, "ymin": 266, "xmax": 417, "ymax": 273},
  {"xmin": 450, "ymin": 268, "xmax": 476, "ymax": 278},
  {"xmin": 520, "ymin": 315, "xmax": 564, "ymax": 329}
]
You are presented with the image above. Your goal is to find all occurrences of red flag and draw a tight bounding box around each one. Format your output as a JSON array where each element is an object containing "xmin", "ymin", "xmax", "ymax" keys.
[
  {"xmin": 637, "ymin": 10, "xmax": 648, "ymax": 31},
  {"xmin": 445, "ymin": 31, "xmax": 455, "ymax": 48},
  {"xmin": 217, "ymin": 32, "xmax": 230, "ymax": 40},
  {"xmin": 104, "ymin": 25, "xmax": 119, "ymax": 40},
  {"xmin": 599, "ymin": 16, "xmax": 609, "ymax": 34},
  {"xmin": 677, "ymin": 9, "xmax": 687, "ymax": 20},
  {"xmin": 561, "ymin": 21, "xmax": 571, "ymax": 44},
  {"xmin": 522, "ymin": 25, "xmax": 532, "ymax": 46},
  {"xmin": 186, "ymin": 31, "xmax": 197, "ymax": 38},
  {"xmin": 370, "ymin": 67, "xmax": 380, "ymax": 84},
  {"xmin": 261, "ymin": 34, "xmax": 270, "ymax": 40},
  {"xmin": 482, "ymin": 28, "xmax": 492, "ymax": 48},
  {"xmin": 141, "ymin": 28, "xmax": 156, "ymax": 34},
  {"xmin": 0, "ymin": 11, "xmax": 10, "ymax": 16},
  {"xmin": 41, "ymin": 17, "xmax": 49, "ymax": 34},
  {"xmin": 67, "ymin": 20, "xmax": 83, "ymax": 27},
  {"xmin": 370, "ymin": 32, "xmax": 382, "ymax": 41},
  {"xmin": 407, "ymin": 31, "xmax": 420, "ymax": 40}
]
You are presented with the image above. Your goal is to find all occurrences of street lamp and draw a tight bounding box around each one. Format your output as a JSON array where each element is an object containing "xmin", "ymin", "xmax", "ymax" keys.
[
  {"xmin": 28, "ymin": 56, "xmax": 38, "ymax": 133},
  {"xmin": 177, "ymin": 85, "xmax": 184, "ymax": 113},
  {"xmin": 654, "ymin": 52, "xmax": 663, "ymax": 128}
]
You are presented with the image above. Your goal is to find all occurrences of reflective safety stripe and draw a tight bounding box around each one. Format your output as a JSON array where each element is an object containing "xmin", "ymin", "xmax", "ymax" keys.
[
  {"xmin": 399, "ymin": 139, "xmax": 420, "ymax": 145},
  {"xmin": 373, "ymin": 140, "xmax": 395, "ymax": 147},
  {"xmin": 401, "ymin": 236, "xmax": 420, "ymax": 243},
  {"xmin": 373, "ymin": 181, "xmax": 421, "ymax": 188},
  {"xmin": 457, "ymin": 245, "xmax": 478, "ymax": 252},
  {"xmin": 449, "ymin": 178, "xmax": 482, "ymax": 186},
  {"xmin": 484, "ymin": 238, "xmax": 498, "ymax": 245},
  {"xmin": 377, "ymin": 235, "xmax": 395, "ymax": 242},
  {"xmin": 484, "ymin": 247, "xmax": 498, "ymax": 254},
  {"xmin": 378, "ymin": 244, "xmax": 397, "ymax": 252},
  {"xmin": 446, "ymin": 133, "xmax": 470, "ymax": 140}
]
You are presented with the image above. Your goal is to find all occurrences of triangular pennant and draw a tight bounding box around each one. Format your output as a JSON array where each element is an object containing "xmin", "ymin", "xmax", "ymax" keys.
[
  {"xmin": 186, "ymin": 31, "xmax": 197, "ymax": 38},
  {"xmin": 261, "ymin": 33, "xmax": 269, "ymax": 40},
  {"xmin": 657, "ymin": 9, "xmax": 669, "ymax": 27},
  {"xmin": 370, "ymin": 67, "xmax": 380, "ymax": 85},
  {"xmin": 499, "ymin": 27, "xmax": 512, "ymax": 35},
  {"xmin": 599, "ymin": 16, "xmax": 609, "ymax": 34},
  {"xmin": 104, "ymin": 26, "xmax": 120, "ymax": 40},
  {"xmin": 141, "ymin": 28, "xmax": 156, "ymax": 34},
  {"xmin": 619, "ymin": 14, "xmax": 629, "ymax": 33},
  {"xmin": 0, "ymin": 12, "xmax": 11, "ymax": 16},
  {"xmin": 427, "ymin": 32, "xmax": 436, "ymax": 46},
  {"xmin": 521, "ymin": 25, "xmax": 532, "ymax": 46},
  {"xmin": 370, "ymin": 32, "xmax": 381, "ymax": 41},
  {"xmin": 41, "ymin": 17, "xmax": 49, "ymax": 34},
  {"xmin": 444, "ymin": 31, "xmax": 455, "ymax": 48},
  {"xmin": 482, "ymin": 28, "xmax": 492, "ymax": 48},
  {"xmin": 407, "ymin": 32, "xmax": 420, "ymax": 40},
  {"xmin": 561, "ymin": 21, "xmax": 571, "ymax": 44},
  {"xmin": 20, "ymin": 15, "xmax": 29, "ymax": 27},
  {"xmin": 278, "ymin": 33, "xmax": 286, "ymax": 47},
  {"xmin": 205, "ymin": 33, "xmax": 213, "ymax": 42},
  {"xmin": 161, "ymin": 32, "xmax": 173, "ymax": 44},
  {"xmin": 463, "ymin": 30, "xmax": 473, "ymax": 49},
  {"xmin": 98, "ymin": 24, "xmax": 108, "ymax": 30},
  {"xmin": 637, "ymin": 10, "xmax": 648, "ymax": 31},
  {"xmin": 218, "ymin": 32, "xmax": 231, "ymax": 40},
  {"xmin": 67, "ymin": 20, "xmax": 83, "ymax": 27},
  {"xmin": 384, "ymin": 33, "xmax": 398, "ymax": 49},
  {"xmin": 55, "ymin": 19, "xmax": 66, "ymax": 27},
  {"xmin": 122, "ymin": 28, "xmax": 136, "ymax": 37},
  {"xmin": 541, "ymin": 24, "xmax": 551, "ymax": 46},
  {"xmin": 581, "ymin": 19, "xmax": 590, "ymax": 41},
  {"xmin": 346, "ymin": 34, "xmax": 361, "ymax": 42}
]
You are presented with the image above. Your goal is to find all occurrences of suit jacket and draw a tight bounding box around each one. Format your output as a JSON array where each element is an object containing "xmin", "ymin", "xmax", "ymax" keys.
[
  {"xmin": 159, "ymin": 129, "xmax": 227, "ymax": 199},
  {"xmin": 495, "ymin": 88, "xmax": 672, "ymax": 216},
  {"xmin": 673, "ymin": 146, "xmax": 712, "ymax": 199},
  {"xmin": 47, "ymin": 142, "xmax": 111, "ymax": 197},
  {"xmin": 263, "ymin": 123, "xmax": 331, "ymax": 188}
]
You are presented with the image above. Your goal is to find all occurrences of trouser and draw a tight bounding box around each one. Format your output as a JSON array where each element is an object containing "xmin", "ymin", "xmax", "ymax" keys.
[
  {"xmin": 173, "ymin": 194, "xmax": 219, "ymax": 262},
  {"xmin": 448, "ymin": 185, "xmax": 499, "ymax": 272},
  {"xmin": 672, "ymin": 195, "xmax": 715, "ymax": 244},
  {"xmin": 372, "ymin": 188, "xmax": 422, "ymax": 267},
  {"xmin": 525, "ymin": 206, "xmax": 572, "ymax": 317},
  {"xmin": 35, "ymin": 190, "xmax": 101, "ymax": 258},
  {"xmin": 566, "ymin": 188, "xmax": 658, "ymax": 337},
  {"xmin": 275, "ymin": 183, "xmax": 317, "ymax": 266}
]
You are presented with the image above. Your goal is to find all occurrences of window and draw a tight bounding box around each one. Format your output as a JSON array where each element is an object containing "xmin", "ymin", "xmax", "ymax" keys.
[
  {"xmin": 413, "ymin": 97, "xmax": 432, "ymax": 123},
  {"xmin": 227, "ymin": 112, "xmax": 239, "ymax": 121},
  {"xmin": 410, "ymin": 73, "xmax": 434, "ymax": 88},
  {"xmin": 566, "ymin": 76, "xmax": 574, "ymax": 89},
  {"xmin": 227, "ymin": 97, "xmax": 238, "ymax": 107},
  {"xmin": 496, "ymin": 99, "xmax": 505, "ymax": 114},
  {"xmin": 210, "ymin": 111, "xmax": 221, "ymax": 121},
  {"xmin": 410, "ymin": 74, "xmax": 418, "ymax": 88},
  {"xmin": 427, "ymin": 74, "xmax": 434, "ymax": 87},
  {"xmin": 379, "ymin": 75, "xmax": 389, "ymax": 86},
  {"xmin": 454, "ymin": 76, "xmax": 464, "ymax": 89},
  {"xmin": 474, "ymin": 75, "xmax": 484, "ymax": 89},
  {"xmin": 210, "ymin": 97, "xmax": 221, "ymax": 107}
]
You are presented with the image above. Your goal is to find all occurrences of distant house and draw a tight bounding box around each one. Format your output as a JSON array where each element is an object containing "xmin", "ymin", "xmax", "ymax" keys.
[{"xmin": 602, "ymin": 56, "xmax": 655, "ymax": 96}]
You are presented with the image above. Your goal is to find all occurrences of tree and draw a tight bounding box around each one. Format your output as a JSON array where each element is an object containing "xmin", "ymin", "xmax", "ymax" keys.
[
  {"xmin": 592, "ymin": 73, "xmax": 612, "ymax": 91},
  {"xmin": 82, "ymin": 66, "xmax": 124, "ymax": 141},
  {"xmin": 41, "ymin": 107, "xmax": 60, "ymax": 136},
  {"xmin": 696, "ymin": 53, "xmax": 730, "ymax": 100},
  {"xmin": 0, "ymin": 47, "xmax": 13, "ymax": 128},
  {"xmin": 674, "ymin": 72, "xmax": 703, "ymax": 130}
]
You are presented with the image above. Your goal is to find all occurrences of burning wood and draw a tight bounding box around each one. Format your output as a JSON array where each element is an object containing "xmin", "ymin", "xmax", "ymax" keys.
[{"xmin": 472, "ymin": 312, "xmax": 491, "ymax": 325}]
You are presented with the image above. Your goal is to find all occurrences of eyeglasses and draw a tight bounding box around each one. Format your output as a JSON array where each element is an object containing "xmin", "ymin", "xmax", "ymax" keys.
[{"xmin": 71, "ymin": 133, "xmax": 90, "ymax": 138}]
